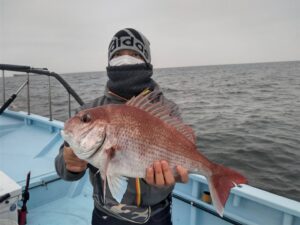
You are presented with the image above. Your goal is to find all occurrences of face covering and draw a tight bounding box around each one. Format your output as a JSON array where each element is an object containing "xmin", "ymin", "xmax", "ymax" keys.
[
  {"xmin": 106, "ymin": 63, "xmax": 157, "ymax": 100},
  {"xmin": 109, "ymin": 55, "xmax": 145, "ymax": 66}
]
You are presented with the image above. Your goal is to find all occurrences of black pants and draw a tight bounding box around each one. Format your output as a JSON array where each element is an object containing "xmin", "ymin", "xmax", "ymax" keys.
[{"xmin": 91, "ymin": 205, "xmax": 172, "ymax": 225}]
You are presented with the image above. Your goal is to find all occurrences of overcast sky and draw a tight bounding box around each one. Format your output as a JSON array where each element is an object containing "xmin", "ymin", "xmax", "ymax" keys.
[{"xmin": 1, "ymin": 0, "xmax": 299, "ymax": 73}]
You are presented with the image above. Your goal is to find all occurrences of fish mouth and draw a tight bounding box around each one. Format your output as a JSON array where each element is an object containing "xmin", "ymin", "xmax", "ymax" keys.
[
  {"xmin": 61, "ymin": 130, "xmax": 66, "ymax": 138},
  {"xmin": 61, "ymin": 130, "xmax": 70, "ymax": 143}
]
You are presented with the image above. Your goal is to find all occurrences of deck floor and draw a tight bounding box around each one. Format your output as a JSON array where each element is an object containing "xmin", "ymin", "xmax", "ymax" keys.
[{"xmin": 28, "ymin": 191, "xmax": 93, "ymax": 225}]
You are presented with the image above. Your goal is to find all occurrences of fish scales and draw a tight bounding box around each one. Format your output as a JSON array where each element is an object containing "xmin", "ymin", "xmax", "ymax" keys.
[
  {"xmin": 105, "ymin": 105, "xmax": 208, "ymax": 174},
  {"xmin": 111, "ymin": 104, "xmax": 207, "ymax": 162}
]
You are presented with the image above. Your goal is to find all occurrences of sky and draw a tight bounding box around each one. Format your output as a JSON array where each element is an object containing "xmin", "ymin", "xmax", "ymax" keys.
[{"xmin": 0, "ymin": 0, "xmax": 300, "ymax": 73}]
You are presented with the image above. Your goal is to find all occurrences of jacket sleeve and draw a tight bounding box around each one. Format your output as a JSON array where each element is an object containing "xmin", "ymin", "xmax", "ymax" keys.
[{"xmin": 55, "ymin": 144, "xmax": 86, "ymax": 181}]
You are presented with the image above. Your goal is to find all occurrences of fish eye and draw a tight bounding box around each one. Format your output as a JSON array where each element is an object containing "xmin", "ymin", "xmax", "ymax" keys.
[{"xmin": 80, "ymin": 113, "xmax": 91, "ymax": 123}]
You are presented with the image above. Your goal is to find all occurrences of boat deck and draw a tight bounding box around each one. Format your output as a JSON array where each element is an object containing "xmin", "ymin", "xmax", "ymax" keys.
[
  {"xmin": 0, "ymin": 110, "xmax": 63, "ymax": 186},
  {"xmin": 26, "ymin": 175, "xmax": 93, "ymax": 225},
  {"xmin": 1, "ymin": 110, "xmax": 300, "ymax": 225}
]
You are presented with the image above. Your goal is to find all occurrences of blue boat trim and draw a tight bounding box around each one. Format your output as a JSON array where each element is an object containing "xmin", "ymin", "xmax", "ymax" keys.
[{"xmin": 172, "ymin": 192, "xmax": 243, "ymax": 225}]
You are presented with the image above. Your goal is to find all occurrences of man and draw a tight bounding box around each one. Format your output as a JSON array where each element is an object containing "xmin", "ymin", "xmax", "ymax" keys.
[{"xmin": 55, "ymin": 28, "xmax": 188, "ymax": 225}]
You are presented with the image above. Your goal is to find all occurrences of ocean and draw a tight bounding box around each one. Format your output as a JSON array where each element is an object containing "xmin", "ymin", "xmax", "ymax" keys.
[{"xmin": 1, "ymin": 61, "xmax": 300, "ymax": 202}]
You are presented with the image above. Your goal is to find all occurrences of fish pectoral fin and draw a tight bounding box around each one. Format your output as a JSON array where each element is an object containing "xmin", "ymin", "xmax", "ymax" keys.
[{"xmin": 107, "ymin": 174, "xmax": 128, "ymax": 203}]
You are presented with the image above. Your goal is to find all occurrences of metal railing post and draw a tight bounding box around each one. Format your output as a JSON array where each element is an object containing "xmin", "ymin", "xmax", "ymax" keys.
[
  {"xmin": 27, "ymin": 72, "xmax": 30, "ymax": 115},
  {"xmin": 2, "ymin": 70, "xmax": 5, "ymax": 103},
  {"xmin": 48, "ymin": 76, "xmax": 53, "ymax": 121},
  {"xmin": 68, "ymin": 93, "xmax": 71, "ymax": 118}
]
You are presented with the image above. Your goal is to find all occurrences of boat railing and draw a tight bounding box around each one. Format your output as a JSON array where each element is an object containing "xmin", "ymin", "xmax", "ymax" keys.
[{"xmin": 0, "ymin": 64, "xmax": 84, "ymax": 120}]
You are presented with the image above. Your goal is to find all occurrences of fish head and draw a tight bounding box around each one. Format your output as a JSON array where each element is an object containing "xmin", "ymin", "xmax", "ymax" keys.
[{"xmin": 61, "ymin": 107, "xmax": 109, "ymax": 159}]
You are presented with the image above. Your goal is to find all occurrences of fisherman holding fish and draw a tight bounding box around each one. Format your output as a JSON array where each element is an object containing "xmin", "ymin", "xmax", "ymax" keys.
[
  {"xmin": 55, "ymin": 28, "xmax": 190, "ymax": 225},
  {"xmin": 56, "ymin": 28, "xmax": 247, "ymax": 225}
]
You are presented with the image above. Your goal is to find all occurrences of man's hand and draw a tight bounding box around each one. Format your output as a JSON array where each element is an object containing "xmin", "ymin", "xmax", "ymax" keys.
[
  {"xmin": 63, "ymin": 146, "xmax": 88, "ymax": 173},
  {"xmin": 145, "ymin": 160, "xmax": 189, "ymax": 187}
]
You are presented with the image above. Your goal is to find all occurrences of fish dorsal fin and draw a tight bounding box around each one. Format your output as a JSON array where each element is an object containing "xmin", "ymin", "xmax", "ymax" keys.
[{"xmin": 127, "ymin": 90, "xmax": 196, "ymax": 144}]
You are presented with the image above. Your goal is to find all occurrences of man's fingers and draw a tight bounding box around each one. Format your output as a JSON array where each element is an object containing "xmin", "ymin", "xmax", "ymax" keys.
[
  {"xmin": 65, "ymin": 158, "xmax": 87, "ymax": 166},
  {"xmin": 66, "ymin": 165, "xmax": 87, "ymax": 173},
  {"xmin": 145, "ymin": 161, "xmax": 188, "ymax": 186},
  {"xmin": 63, "ymin": 146, "xmax": 87, "ymax": 172},
  {"xmin": 161, "ymin": 161, "xmax": 175, "ymax": 186},
  {"xmin": 176, "ymin": 165, "xmax": 189, "ymax": 183},
  {"xmin": 145, "ymin": 166, "xmax": 155, "ymax": 185},
  {"xmin": 154, "ymin": 161, "xmax": 165, "ymax": 186},
  {"xmin": 65, "ymin": 160, "xmax": 87, "ymax": 172},
  {"xmin": 64, "ymin": 147, "xmax": 78, "ymax": 159}
]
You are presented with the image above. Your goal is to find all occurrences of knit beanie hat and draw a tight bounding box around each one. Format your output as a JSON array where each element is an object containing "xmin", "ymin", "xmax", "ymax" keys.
[{"xmin": 108, "ymin": 28, "xmax": 151, "ymax": 64}]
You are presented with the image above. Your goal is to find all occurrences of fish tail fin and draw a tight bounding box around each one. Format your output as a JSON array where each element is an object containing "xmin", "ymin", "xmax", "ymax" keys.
[{"xmin": 207, "ymin": 164, "xmax": 247, "ymax": 217}]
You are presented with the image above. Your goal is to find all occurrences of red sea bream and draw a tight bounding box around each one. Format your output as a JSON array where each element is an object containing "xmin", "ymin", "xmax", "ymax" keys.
[{"xmin": 61, "ymin": 91, "xmax": 247, "ymax": 216}]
